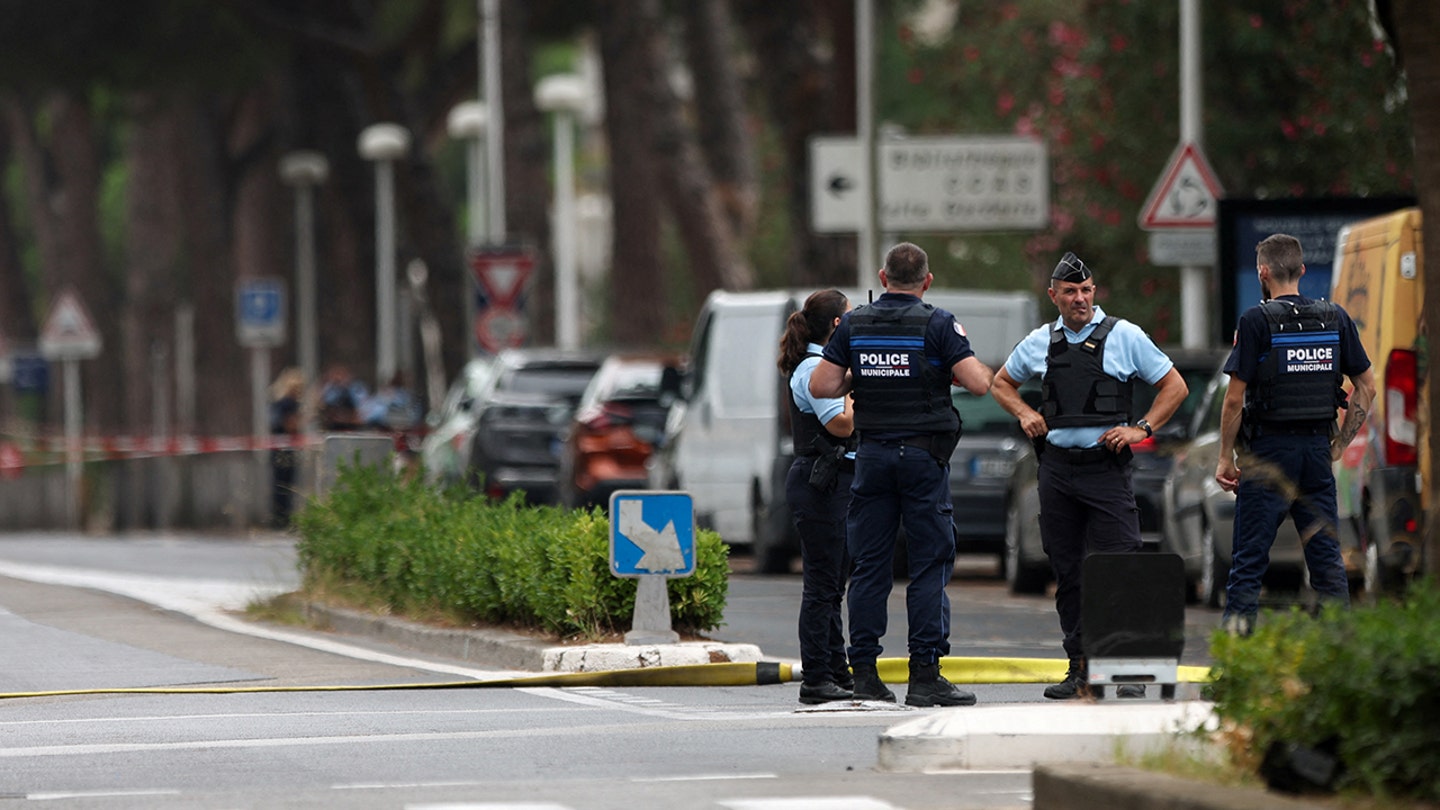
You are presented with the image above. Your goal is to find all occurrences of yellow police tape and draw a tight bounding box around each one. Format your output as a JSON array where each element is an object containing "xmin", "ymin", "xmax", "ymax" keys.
[{"xmin": 0, "ymin": 657, "xmax": 1213, "ymax": 700}]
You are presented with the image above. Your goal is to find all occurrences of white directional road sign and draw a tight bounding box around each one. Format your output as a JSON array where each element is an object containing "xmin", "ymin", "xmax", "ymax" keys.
[
  {"xmin": 609, "ymin": 491, "xmax": 696, "ymax": 577},
  {"xmin": 236, "ymin": 277, "xmax": 286, "ymax": 348},
  {"xmin": 810, "ymin": 135, "xmax": 1049, "ymax": 233}
]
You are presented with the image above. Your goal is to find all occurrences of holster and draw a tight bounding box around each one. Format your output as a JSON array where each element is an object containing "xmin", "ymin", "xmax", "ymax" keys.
[{"xmin": 807, "ymin": 436, "xmax": 846, "ymax": 492}]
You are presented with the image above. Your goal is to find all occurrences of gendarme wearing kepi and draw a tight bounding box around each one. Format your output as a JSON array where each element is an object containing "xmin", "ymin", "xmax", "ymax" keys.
[{"xmin": 989, "ymin": 249, "xmax": 1190, "ymax": 700}]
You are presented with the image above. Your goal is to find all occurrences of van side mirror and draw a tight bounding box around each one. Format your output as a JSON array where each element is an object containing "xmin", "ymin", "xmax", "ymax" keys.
[{"xmin": 659, "ymin": 365, "xmax": 685, "ymax": 405}]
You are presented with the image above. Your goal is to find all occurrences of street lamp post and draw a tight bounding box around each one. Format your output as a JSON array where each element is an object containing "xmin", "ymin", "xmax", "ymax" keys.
[
  {"xmin": 358, "ymin": 123, "xmax": 411, "ymax": 386},
  {"xmin": 278, "ymin": 150, "xmax": 329, "ymax": 395},
  {"xmin": 447, "ymin": 102, "xmax": 489, "ymax": 358},
  {"xmin": 535, "ymin": 73, "xmax": 588, "ymax": 351}
]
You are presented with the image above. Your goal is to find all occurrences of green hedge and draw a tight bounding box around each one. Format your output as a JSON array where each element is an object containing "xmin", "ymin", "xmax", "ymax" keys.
[
  {"xmin": 293, "ymin": 464, "xmax": 729, "ymax": 639},
  {"xmin": 1206, "ymin": 579, "xmax": 1440, "ymax": 801}
]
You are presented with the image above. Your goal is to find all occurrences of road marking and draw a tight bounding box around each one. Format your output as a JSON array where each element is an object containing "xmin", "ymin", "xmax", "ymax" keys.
[
  {"xmin": 629, "ymin": 773, "xmax": 777, "ymax": 783},
  {"xmin": 23, "ymin": 789, "xmax": 182, "ymax": 800},
  {"xmin": 719, "ymin": 798, "xmax": 898, "ymax": 809}
]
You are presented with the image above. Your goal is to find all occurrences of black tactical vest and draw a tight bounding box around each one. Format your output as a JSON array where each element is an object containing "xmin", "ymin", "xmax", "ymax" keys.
[
  {"xmin": 1247, "ymin": 299, "xmax": 1345, "ymax": 425},
  {"xmin": 789, "ymin": 354, "xmax": 855, "ymax": 455},
  {"xmin": 1041, "ymin": 316, "xmax": 1134, "ymax": 428},
  {"xmin": 846, "ymin": 300, "xmax": 960, "ymax": 435}
]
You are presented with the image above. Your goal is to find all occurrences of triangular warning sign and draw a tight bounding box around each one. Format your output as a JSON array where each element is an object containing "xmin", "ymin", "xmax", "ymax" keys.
[
  {"xmin": 1138, "ymin": 142, "xmax": 1224, "ymax": 230},
  {"xmin": 39, "ymin": 288, "xmax": 103, "ymax": 360},
  {"xmin": 470, "ymin": 248, "xmax": 535, "ymax": 309}
]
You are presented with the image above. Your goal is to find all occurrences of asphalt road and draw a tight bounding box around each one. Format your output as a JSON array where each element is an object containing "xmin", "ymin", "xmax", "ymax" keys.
[{"xmin": 0, "ymin": 531, "xmax": 1221, "ymax": 809}]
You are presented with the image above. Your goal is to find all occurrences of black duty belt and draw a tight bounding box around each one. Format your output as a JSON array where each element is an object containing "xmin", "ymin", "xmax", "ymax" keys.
[
  {"xmin": 799, "ymin": 453, "xmax": 855, "ymax": 472},
  {"xmin": 1045, "ymin": 444, "xmax": 1131, "ymax": 466},
  {"xmin": 1250, "ymin": 423, "xmax": 1331, "ymax": 438}
]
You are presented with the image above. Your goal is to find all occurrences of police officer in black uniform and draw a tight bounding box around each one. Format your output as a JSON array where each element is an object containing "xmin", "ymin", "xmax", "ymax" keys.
[
  {"xmin": 991, "ymin": 252, "xmax": 1188, "ymax": 699},
  {"xmin": 810, "ymin": 242, "xmax": 994, "ymax": 707},
  {"xmin": 779, "ymin": 290, "xmax": 856, "ymax": 704},
  {"xmin": 1215, "ymin": 233, "xmax": 1374, "ymax": 636}
]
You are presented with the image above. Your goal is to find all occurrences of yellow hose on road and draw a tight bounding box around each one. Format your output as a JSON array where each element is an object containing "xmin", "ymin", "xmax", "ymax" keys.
[
  {"xmin": 0, "ymin": 658, "xmax": 1211, "ymax": 700},
  {"xmin": 0, "ymin": 661, "xmax": 793, "ymax": 700}
]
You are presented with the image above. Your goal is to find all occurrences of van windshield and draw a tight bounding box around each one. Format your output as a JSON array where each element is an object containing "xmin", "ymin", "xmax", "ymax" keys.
[{"xmin": 711, "ymin": 310, "xmax": 779, "ymax": 416}]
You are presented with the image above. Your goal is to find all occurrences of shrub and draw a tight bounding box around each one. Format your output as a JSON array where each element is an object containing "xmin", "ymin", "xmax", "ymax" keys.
[
  {"xmin": 293, "ymin": 464, "xmax": 729, "ymax": 639},
  {"xmin": 1206, "ymin": 579, "xmax": 1440, "ymax": 801}
]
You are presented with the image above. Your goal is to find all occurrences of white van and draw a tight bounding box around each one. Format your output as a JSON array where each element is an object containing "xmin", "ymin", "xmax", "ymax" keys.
[{"xmin": 649, "ymin": 287, "xmax": 1038, "ymax": 557}]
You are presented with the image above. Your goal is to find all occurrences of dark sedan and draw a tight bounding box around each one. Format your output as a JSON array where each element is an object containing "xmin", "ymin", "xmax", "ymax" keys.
[{"xmin": 466, "ymin": 349, "xmax": 604, "ymax": 505}]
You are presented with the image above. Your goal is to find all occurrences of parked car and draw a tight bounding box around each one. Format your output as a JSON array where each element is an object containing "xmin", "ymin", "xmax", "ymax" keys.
[
  {"xmin": 948, "ymin": 381, "xmax": 1041, "ymax": 572},
  {"xmin": 465, "ymin": 348, "xmax": 604, "ymax": 505},
  {"xmin": 558, "ymin": 353, "xmax": 682, "ymax": 509},
  {"xmin": 1001, "ymin": 347, "xmax": 1227, "ymax": 596},
  {"xmin": 419, "ymin": 357, "xmax": 500, "ymax": 486}
]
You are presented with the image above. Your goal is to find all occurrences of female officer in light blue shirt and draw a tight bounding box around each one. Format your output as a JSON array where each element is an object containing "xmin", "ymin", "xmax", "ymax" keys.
[{"xmin": 777, "ymin": 289, "xmax": 855, "ymax": 705}]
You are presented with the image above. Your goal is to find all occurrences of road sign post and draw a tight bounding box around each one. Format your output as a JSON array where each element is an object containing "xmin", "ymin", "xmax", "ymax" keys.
[
  {"xmin": 39, "ymin": 288, "xmax": 103, "ymax": 529},
  {"xmin": 469, "ymin": 245, "xmax": 534, "ymax": 354},
  {"xmin": 609, "ymin": 490, "xmax": 696, "ymax": 645},
  {"xmin": 1139, "ymin": 141, "xmax": 1225, "ymax": 349},
  {"xmin": 237, "ymin": 277, "xmax": 288, "ymax": 525}
]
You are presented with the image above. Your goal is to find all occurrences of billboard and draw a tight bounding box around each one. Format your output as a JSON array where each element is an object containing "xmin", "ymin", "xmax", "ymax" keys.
[{"xmin": 1217, "ymin": 197, "xmax": 1415, "ymax": 340}]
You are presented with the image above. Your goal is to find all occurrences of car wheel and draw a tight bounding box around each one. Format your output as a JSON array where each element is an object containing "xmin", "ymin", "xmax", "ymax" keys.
[
  {"xmin": 1005, "ymin": 501, "xmax": 1048, "ymax": 595},
  {"xmin": 1199, "ymin": 521, "xmax": 1225, "ymax": 609}
]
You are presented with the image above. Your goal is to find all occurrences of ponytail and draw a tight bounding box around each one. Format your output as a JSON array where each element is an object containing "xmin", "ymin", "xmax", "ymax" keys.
[{"xmin": 777, "ymin": 289, "xmax": 849, "ymax": 375}]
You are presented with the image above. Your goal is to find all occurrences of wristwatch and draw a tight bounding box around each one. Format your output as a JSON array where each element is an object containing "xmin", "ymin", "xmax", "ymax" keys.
[{"xmin": 1136, "ymin": 419, "xmax": 1153, "ymax": 438}]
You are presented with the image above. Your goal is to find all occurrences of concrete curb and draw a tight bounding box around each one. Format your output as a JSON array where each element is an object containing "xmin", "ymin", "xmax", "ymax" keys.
[
  {"xmin": 878, "ymin": 701, "xmax": 1218, "ymax": 772},
  {"xmin": 1033, "ymin": 763, "xmax": 1336, "ymax": 810},
  {"xmin": 303, "ymin": 602, "xmax": 763, "ymax": 673}
]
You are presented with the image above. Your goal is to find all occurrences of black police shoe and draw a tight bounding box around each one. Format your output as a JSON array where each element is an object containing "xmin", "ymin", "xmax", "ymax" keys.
[
  {"xmin": 798, "ymin": 680, "xmax": 853, "ymax": 705},
  {"xmin": 1116, "ymin": 684, "xmax": 1146, "ymax": 699},
  {"xmin": 1043, "ymin": 659, "xmax": 1091, "ymax": 700},
  {"xmin": 850, "ymin": 662, "xmax": 896, "ymax": 702},
  {"xmin": 904, "ymin": 661, "xmax": 977, "ymax": 707}
]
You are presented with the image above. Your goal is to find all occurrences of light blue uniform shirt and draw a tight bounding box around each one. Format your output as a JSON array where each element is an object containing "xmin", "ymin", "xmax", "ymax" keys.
[
  {"xmin": 790, "ymin": 343, "xmax": 854, "ymax": 458},
  {"xmin": 1002, "ymin": 306, "xmax": 1173, "ymax": 449}
]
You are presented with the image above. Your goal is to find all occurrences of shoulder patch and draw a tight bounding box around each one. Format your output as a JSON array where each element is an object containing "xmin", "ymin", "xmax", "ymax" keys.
[{"xmin": 954, "ymin": 320, "xmax": 966, "ymax": 337}]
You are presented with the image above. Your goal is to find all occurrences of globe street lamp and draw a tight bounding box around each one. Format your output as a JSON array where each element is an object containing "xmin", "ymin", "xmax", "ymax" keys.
[
  {"xmin": 534, "ymin": 73, "xmax": 588, "ymax": 351},
  {"xmin": 358, "ymin": 123, "xmax": 411, "ymax": 386},
  {"xmin": 447, "ymin": 102, "xmax": 489, "ymax": 358},
  {"xmin": 278, "ymin": 150, "xmax": 329, "ymax": 395}
]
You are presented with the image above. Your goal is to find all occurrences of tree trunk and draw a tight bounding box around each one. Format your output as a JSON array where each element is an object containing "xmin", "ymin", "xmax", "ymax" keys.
[
  {"xmin": 1390, "ymin": 0, "xmax": 1440, "ymax": 578},
  {"xmin": 644, "ymin": 0, "xmax": 753, "ymax": 295},
  {"xmin": 734, "ymin": 0, "xmax": 855, "ymax": 289},
  {"xmin": 597, "ymin": 0, "xmax": 668, "ymax": 346},
  {"xmin": 0, "ymin": 119, "xmax": 37, "ymax": 347},
  {"xmin": 682, "ymin": 0, "xmax": 758, "ymax": 242},
  {"xmin": 4, "ymin": 93, "xmax": 121, "ymax": 432}
]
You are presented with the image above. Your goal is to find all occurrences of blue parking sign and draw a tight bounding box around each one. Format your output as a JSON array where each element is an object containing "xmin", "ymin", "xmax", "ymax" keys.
[
  {"xmin": 609, "ymin": 491, "xmax": 696, "ymax": 577},
  {"xmin": 237, "ymin": 278, "xmax": 286, "ymax": 347}
]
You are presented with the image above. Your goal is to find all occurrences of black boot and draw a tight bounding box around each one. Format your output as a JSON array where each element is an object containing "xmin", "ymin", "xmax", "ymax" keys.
[
  {"xmin": 1043, "ymin": 658, "xmax": 1090, "ymax": 700},
  {"xmin": 905, "ymin": 660, "xmax": 977, "ymax": 707},
  {"xmin": 798, "ymin": 680, "xmax": 853, "ymax": 705},
  {"xmin": 850, "ymin": 661, "xmax": 896, "ymax": 702},
  {"xmin": 831, "ymin": 656, "xmax": 854, "ymax": 691}
]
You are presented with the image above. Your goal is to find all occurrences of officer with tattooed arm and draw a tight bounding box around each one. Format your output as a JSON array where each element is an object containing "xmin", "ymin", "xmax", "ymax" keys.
[{"xmin": 1214, "ymin": 233, "xmax": 1375, "ymax": 636}]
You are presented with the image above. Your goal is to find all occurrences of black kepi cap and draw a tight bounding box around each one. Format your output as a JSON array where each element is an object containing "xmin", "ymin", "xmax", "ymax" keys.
[{"xmin": 1051, "ymin": 251, "xmax": 1092, "ymax": 283}]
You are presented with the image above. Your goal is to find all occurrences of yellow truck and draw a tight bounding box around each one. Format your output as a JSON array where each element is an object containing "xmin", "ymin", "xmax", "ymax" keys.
[{"xmin": 1330, "ymin": 207, "xmax": 1427, "ymax": 592}]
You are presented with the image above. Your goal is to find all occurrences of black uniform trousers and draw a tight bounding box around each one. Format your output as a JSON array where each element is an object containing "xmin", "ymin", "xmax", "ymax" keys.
[
  {"xmin": 785, "ymin": 457, "xmax": 853, "ymax": 685},
  {"xmin": 1037, "ymin": 447, "xmax": 1142, "ymax": 660}
]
